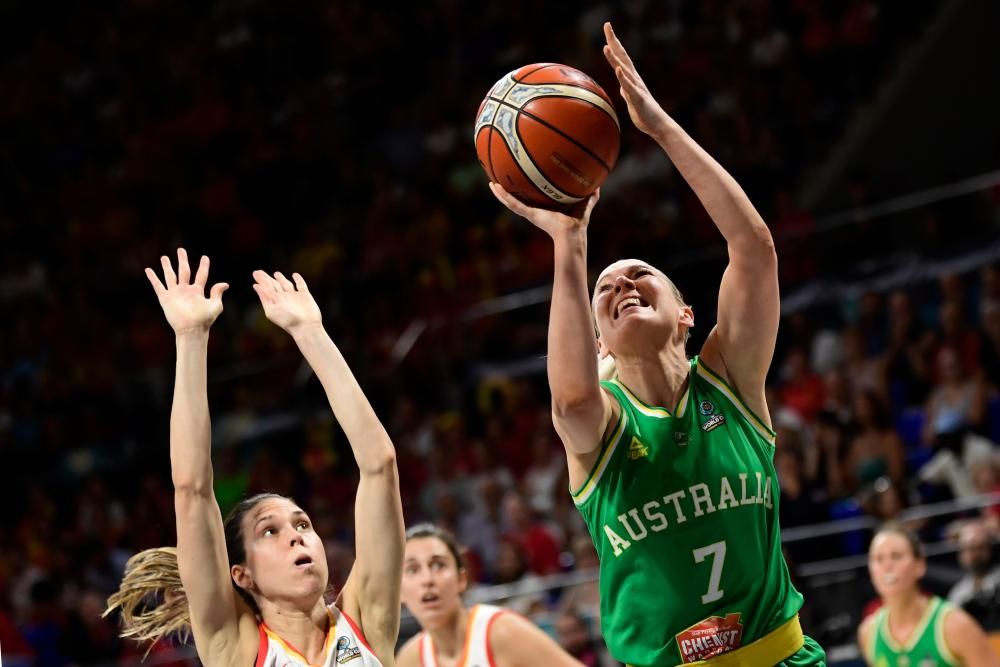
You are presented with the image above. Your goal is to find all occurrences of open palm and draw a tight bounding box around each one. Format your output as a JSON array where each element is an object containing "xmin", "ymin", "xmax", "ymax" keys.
[
  {"xmin": 252, "ymin": 269, "xmax": 322, "ymax": 334},
  {"xmin": 145, "ymin": 248, "xmax": 229, "ymax": 334},
  {"xmin": 603, "ymin": 22, "xmax": 670, "ymax": 139}
]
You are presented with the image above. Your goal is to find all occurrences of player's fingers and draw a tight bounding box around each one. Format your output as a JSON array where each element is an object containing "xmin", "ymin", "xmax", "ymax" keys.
[
  {"xmin": 292, "ymin": 273, "xmax": 309, "ymax": 292},
  {"xmin": 160, "ymin": 255, "xmax": 177, "ymax": 288},
  {"xmin": 145, "ymin": 267, "xmax": 166, "ymax": 296},
  {"xmin": 194, "ymin": 255, "xmax": 210, "ymax": 287},
  {"xmin": 252, "ymin": 270, "xmax": 278, "ymax": 293},
  {"xmin": 604, "ymin": 23, "xmax": 636, "ymax": 70},
  {"xmin": 274, "ymin": 271, "xmax": 295, "ymax": 292},
  {"xmin": 209, "ymin": 282, "xmax": 229, "ymax": 303},
  {"xmin": 177, "ymin": 248, "xmax": 191, "ymax": 285},
  {"xmin": 489, "ymin": 182, "xmax": 530, "ymax": 218}
]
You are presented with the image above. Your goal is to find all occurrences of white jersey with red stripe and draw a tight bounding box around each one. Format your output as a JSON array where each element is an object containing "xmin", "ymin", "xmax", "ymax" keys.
[
  {"xmin": 255, "ymin": 604, "xmax": 383, "ymax": 667},
  {"xmin": 418, "ymin": 604, "xmax": 506, "ymax": 667}
]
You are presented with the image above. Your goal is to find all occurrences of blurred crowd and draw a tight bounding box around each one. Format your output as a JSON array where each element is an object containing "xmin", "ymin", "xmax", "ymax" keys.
[{"xmin": 5, "ymin": 0, "xmax": 1000, "ymax": 665}]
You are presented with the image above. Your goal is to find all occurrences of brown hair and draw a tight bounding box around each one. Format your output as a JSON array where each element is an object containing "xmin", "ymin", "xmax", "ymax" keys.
[
  {"xmin": 872, "ymin": 521, "xmax": 925, "ymax": 559},
  {"xmin": 104, "ymin": 492, "xmax": 288, "ymax": 652},
  {"xmin": 405, "ymin": 523, "xmax": 465, "ymax": 570}
]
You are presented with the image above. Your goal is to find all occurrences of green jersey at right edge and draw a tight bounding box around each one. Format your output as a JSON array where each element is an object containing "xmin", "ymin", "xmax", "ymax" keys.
[{"xmin": 571, "ymin": 356, "xmax": 824, "ymax": 666}]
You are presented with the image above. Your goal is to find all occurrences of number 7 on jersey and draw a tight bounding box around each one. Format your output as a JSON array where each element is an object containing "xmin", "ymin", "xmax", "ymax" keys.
[{"xmin": 692, "ymin": 541, "xmax": 727, "ymax": 604}]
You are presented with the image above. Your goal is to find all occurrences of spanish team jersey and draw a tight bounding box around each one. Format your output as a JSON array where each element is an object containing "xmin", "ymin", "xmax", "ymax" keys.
[
  {"xmin": 417, "ymin": 604, "xmax": 506, "ymax": 667},
  {"xmin": 571, "ymin": 356, "xmax": 814, "ymax": 666},
  {"xmin": 867, "ymin": 596, "xmax": 959, "ymax": 667},
  {"xmin": 255, "ymin": 604, "xmax": 382, "ymax": 667}
]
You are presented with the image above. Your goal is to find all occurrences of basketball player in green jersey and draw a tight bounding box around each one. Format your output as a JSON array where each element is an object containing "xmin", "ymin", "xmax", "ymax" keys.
[
  {"xmin": 859, "ymin": 524, "xmax": 997, "ymax": 667},
  {"xmin": 488, "ymin": 21, "xmax": 825, "ymax": 667}
]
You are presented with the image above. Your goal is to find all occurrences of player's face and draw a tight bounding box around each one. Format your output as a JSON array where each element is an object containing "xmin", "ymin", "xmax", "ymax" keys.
[
  {"xmin": 401, "ymin": 537, "xmax": 466, "ymax": 628},
  {"xmin": 868, "ymin": 532, "xmax": 925, "ymax": 599},
  {"xmin": 238, "ymin": 498, "xmax": 328, "ymax": 606},
  {"xmin": 593, "ymin": 260, "xmax": 689, "ymax": 356}
]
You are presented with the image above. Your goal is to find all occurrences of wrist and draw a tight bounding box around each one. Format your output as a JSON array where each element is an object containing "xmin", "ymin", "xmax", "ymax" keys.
[
  {"xmin": 290, "ymin": 321, "xmax": 326, "ymax": 343},
  {"xmin": 650, "ymin": 115, "xmax": 682, "ymax": 146},
  {"xmin": 175, "ymin": 328, "xmax": 210, "ymax": 344},
  {"xmin": 551, "ymin": 224, "xmax": 587, "ymax": 250}
]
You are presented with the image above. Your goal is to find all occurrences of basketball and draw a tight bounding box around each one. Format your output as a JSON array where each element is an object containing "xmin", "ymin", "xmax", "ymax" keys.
[{"xmin": 475, "ymin": 63, "xmax": 620, "ymax": 209}]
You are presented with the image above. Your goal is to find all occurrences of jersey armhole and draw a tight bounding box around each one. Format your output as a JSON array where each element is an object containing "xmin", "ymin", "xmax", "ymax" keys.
[
  {"xmin": 569, "ymin": 385, "xmax": 628, "ymax": 507},
  {"xmin": 694, "ymin": 357, "xmax": 776, "ymax": 445},
  {"xmin": 935, "ymin": 603, "xmax": 961, "ymax": 666}
]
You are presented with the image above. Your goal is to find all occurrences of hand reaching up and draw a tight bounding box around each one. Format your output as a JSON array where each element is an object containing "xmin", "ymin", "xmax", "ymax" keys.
[
  {"xmin": 252, "ymin": 269, "xmax": 322, "ymax": 335},
  {"xmin": 603, "ymin": 22, "xmax": 670, "ymax": 139},
  {"xmin": 145, "ymin": 248, "xmax": 229, "ymax": 335}
]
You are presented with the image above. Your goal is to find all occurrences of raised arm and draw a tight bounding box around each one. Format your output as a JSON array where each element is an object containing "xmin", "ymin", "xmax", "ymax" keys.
[
  {"xmin": 252, "ymin": 270, "xmax": 403, "ymax": 663},
  {"xmin": 489, "ymin": 186, "xmax": 614, "ymax": 482},
  {"xmin": 146, "ymin": 249, "xmax": 256, "ymax": 666},
  {"xmin": 603, "ymin": 22, "xmax": 779, "ymax": 418}
]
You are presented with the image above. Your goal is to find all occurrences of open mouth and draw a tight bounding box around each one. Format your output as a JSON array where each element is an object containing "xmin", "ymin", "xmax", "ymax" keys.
[
  {"xmin": 421, "ymin": 593, "xmax": 440, "ymax": 604},
  {"xmin": 615, "ymin": 296, "xmax": 648, "ymax": 319},
  {"xmin": 295, "ymin": 556, "xmax": 314, "ymax": 568}
]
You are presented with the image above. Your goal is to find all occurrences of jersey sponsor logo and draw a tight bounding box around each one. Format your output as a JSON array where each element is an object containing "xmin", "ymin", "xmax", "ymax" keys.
[
  {"xmin": 627, "ymin": 436, "xmax": 650, "ymax": 460},
  {"xmin": 336, "ymin": 635, "xmax": 362, "ymax": 663},
  {"xmin": 674, "ymin": 431, "xmax": 688, "ymax": 446},
  {"xmin": 699, "ymin": 400, "xmax": 715, "ymax": 415},
  {"xmin": 600, "ymin": 473, "xmax": 773, "ymax": 556},
  {"xmin": 675, "ymin": 612, "xmax": 743, "ymax": 663},
  {"xmin": 701, "ymin": 414, "xmax": 726, "ymax": 432}
]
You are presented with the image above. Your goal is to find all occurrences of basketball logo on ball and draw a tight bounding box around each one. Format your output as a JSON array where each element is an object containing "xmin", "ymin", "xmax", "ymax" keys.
[{"xmin": 475, "ymin": 63, "xmax": 620, "ymax": 209}]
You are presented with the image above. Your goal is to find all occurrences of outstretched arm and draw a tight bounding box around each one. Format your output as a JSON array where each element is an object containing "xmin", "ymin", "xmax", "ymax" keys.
[
  {"xmin": 147, "ymin": 249, "xmax": 256, "ymax": 666},
  {"xmin": 604, "ymin": 22, "xmax": 779, "ymax": 419},
  {"xmin": 489, "ymin": 186, "xmax": 615, "ymax": 485},
  {"xmin": 252, "ymin": 270, "xmax": 403, "ymax": 664}
]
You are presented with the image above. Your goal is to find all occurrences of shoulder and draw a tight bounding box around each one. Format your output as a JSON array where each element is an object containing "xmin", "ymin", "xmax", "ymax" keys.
[
  {"xmin": 942, "ymin": 602, "xmax": 981, "ymax": 638},
  {"xmin": 857, "ymin": 611, "xmax": 878, "ymax": 653},
  {"xmin": 940, "ymin": 601, "xmax": 993, "ymax": 664},
  {"xmin": 395, "ymin": 631, "xmax": 423, "ymax": 667}
]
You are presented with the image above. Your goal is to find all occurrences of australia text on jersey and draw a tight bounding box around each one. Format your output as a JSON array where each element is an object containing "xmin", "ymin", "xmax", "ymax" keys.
[{"xmin": 603, "ymin": 472, "xmax": 773, "ymax": 556}]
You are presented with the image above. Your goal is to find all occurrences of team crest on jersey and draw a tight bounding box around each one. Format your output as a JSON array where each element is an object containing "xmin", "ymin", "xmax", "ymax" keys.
[
  {"xmin": 627, "ymin": 436, "xmax": 649, "ymax": 460},
  {"xmin": 675, "ymin": 613, "xmax": 743, "ymax": 663},
  {"xmin": 699, "ymin": 400, "xmax": 715, "ymax": 415},
  {"xmin": 335, "ymin": 636, "xmax": 362, "ymax": 663},
  {"xmin": 701, "ymin": 414, "xmax": 726, "ymax": 432}
]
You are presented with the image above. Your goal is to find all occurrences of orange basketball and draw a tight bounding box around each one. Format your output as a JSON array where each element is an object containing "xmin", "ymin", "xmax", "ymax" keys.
[{"xmin": 475, "ymin": 63, "xmax": 620, "ymax": 209}]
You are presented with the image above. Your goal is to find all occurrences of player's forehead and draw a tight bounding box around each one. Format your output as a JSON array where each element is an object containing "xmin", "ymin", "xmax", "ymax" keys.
[{"xmin": 595, "ymin": 259, "xmax": 663, "ymax": 286}]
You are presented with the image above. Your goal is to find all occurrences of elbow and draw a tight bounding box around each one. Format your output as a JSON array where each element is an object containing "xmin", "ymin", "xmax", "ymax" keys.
[
  {"xmin": 733, "ymin": 225, "xmax": 777, "ymax": 264},
  {"xmin": 173, "ymin": 480, "xmax": 215, "ymax": 501},
  {"xmin": 551, "ymin": 392, "xmax": 601, "ymax": 419},
  {"xmin": 361, "ymin": 445, "xmax": 398, "ymax": 477}
]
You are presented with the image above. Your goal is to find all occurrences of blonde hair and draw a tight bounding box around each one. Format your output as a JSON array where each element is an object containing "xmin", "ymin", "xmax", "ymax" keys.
[
  {"xmin": 103, "ymin": 547, "xmax": 191, "ymax": 655},
  {"xmin": 592, "ymin": 260, "xmax": 690, "ymax": 380}
]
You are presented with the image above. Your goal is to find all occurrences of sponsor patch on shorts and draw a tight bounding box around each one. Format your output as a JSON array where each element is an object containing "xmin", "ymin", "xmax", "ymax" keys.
[{"xmin": 675, "ymin": 613, "xmax": 743, "ymax": 663}]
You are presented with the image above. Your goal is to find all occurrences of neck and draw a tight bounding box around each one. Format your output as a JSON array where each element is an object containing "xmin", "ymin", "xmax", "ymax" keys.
[
  {"xmin": 426, "ymin": 605, "xmax": 471, "ymax": 658},
  {"xmin": 885, "ymin": 590, "xmax": 929, "ymax": 624},
  {"xmin": 260, "ymin": 598, "xmax": 330, "ymax": 659},
  {"xmin": 615, "ymin": 346, "xmax": 689, "ymax": 409}
]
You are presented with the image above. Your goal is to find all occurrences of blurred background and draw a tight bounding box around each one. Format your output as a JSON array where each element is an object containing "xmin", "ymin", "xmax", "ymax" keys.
[{"xmin": 2, "ymin": 0, "xmax": 1000, "ymax": 665}]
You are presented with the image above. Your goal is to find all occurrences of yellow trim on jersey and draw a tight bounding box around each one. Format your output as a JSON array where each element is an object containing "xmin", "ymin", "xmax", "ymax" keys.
[
  {"xmin": 571, "ymin": 408, "xmax": 629, "ymax": 506},
  {"xmin": 610, "ymin": 378, "xmax": 689, "ymax": 419},
  {"xmin": 881, "ymin": 596, "xmax": 938, "ymax": 653},
  {"xmin": 263, "ymin": 614, "xmax": 336, "ymax": 667},
  {"xmin": 695, "ymin": 361, "xmax": 776, "ymax": 444},
  {"xmin": 935, "ymin": 602, "xmax": 961, "ymax": 666},
  {"xmin": 626, "ymin": 615, "xmax": 804, "ymax": 667},
  {"xmin": 868, "ymin": 608, "xmax": 883, "ymax": 664}
]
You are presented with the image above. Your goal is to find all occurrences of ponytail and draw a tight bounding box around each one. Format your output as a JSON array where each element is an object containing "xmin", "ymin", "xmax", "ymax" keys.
[{"xmin": 103, "ymin": 547, "xmax": 191, "ymax": 654}]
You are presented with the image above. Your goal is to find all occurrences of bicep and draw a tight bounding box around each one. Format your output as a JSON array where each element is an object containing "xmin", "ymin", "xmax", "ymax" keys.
[
  {"xmin": 713, "ymin": 247, "xmax": 779, "ymax": 392},
  {"xmin": 174, "ymin": 491, "xmax": 254, "ymax": 658},
  {"xmin": 491, "ymin": 614, "xmax": 584, "ymax": 667},
  {"xmin": 341, "ymin": 457, "xmax": 405, "ymax": 658},
  {"xmin": 552, "ymin": 387, "xmax": 615, "ymax": 456}
]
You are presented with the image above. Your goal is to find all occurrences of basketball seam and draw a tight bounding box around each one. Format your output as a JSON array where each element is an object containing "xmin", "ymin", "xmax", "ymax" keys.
[
  {"xmin": 513, "ymin": 117, "xmax": 590, "ymax": 200},
  {"xmin": 489, "ymin": 96, "xmax": 615, "ymax": 174},
  {"xmin": 512, "ymin": 63, "xmax": 559, "ymax": 82},
  {"xmin": 490, "ymin": 117, "xmax": 568, "ymax": 205},
  {"xmin": 505, "ymin": 76, "xmax": 616, "ymax": 109}
]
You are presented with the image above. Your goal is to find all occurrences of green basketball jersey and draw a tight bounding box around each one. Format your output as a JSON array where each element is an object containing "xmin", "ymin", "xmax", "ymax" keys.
[
  {"xmin": 571, "ymin": 356, "xmax": 807, "ymax": 666},
  {"xmin": 869, "ymin": 596, "xmax": 959, "ymax": 667}
]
